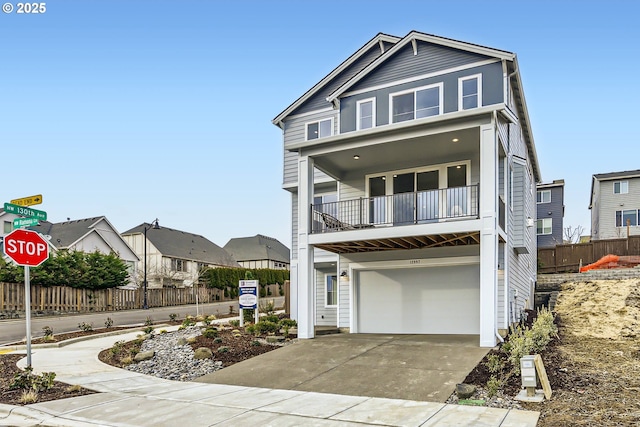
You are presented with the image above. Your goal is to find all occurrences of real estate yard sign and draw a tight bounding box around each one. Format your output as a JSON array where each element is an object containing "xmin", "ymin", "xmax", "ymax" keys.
[{"xmin": 239, "ymin": 279, "xmax": 259, "ymax": 326}]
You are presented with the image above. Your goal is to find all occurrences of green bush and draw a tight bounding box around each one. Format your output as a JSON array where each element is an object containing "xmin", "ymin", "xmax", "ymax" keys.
[
  {"xmin": 10, "ymin": 367, "xmax": 56, "ymax": 392},
  {"xmin": 181, "ymin": 317, "xmax": 196, "ymax": 328},
  {"xmin": 243, "ymin": 309, "xmax": 255, "ymax": 324},
  {"xmin": 484, "ymin": 353, "xmax": 504, "ymax": 374},
  {"xmin": 228, "ymin": 319, "xmax": 240, "ymax": 327},
  {"xmin": 486, "ymin": 375, "xmax": 503, "ymax": 398},
  {"xmin": 503, "ymin": 307, "xmax": 557, "ymax": 374},
  {"xmin": 142, "ymin": 326, "xmax": 154, "ymax": 335},
  {"xmin": 245, "ymin": 324, "xmax": 257, "ymax": 335},
  {"xmin": 251, "ymin": 340, "xmax": 262, "ymax": 346},
  {"xmin": 42, "ymin": 326, "xmax": 53, "ymax": 337},
  {"xmin": 213, "ymin": 337, "xmax": 223, "ymax": 343},
  {"xmin": 78, "ymin": 322, "xmax": 93, "ymax": 332},
  {"xmin": 217, "ymin": 346, "xmax": 230, "ymax": 353},
  {"xmin": 277, "ymin": 319, "xmax": 297, "ymax": 329},
  {"xmin": 202, "ymin": 328, "xmax": 218, "ymax": 339},
  {"xmin": 262, "ymin": 314, "xmax": 279, "ymax": 324},
  {"xmin": 104, "ymin": 317, "xmax": 114, "ymax": 328},
  {"xmin": 255, "ymin": 320, "xmax": 278, "ymax": 335},
  {"xmin": 169, "ymin": 313, "xmax": 178, "ymax": 322},
  {"xmin": 144, "ymin": 316, "xmax": 154, "ymax": 326}
]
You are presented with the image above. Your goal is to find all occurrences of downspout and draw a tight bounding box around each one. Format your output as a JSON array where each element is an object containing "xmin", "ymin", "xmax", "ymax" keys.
[{"xmin": 492, "ymin": 109, "xmax": 505, "ymax": 345}]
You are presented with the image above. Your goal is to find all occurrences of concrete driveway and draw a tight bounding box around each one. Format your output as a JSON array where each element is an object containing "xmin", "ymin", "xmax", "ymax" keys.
[{"xmin": 196, "ymin": 334, "xmax": 490, "ymax": 403}]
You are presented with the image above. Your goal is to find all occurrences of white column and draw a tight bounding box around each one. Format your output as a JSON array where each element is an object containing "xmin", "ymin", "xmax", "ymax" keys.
[
  {"xmin": 297, "ymin": 156, "xmax": 315, "ymax": 339},
  {"xmin": 479, "ymin": 124, "xmax": 498, "ymax": 347}
]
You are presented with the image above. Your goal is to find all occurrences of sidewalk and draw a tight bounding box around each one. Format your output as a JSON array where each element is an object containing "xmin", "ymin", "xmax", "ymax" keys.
[{"xmin": 0, "ymin": 325, "xmax": 540, "ymax": 427}]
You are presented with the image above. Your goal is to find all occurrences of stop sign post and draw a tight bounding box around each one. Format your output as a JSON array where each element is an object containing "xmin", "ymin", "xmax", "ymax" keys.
[{"xmin": 3, "ymin": 229, "xmax": 49, "ymax": 368}]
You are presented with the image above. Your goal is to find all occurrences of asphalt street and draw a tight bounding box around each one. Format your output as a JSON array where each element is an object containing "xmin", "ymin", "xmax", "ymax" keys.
[{"xmin": 0, "ymin": 297, "xmax": 284, "ymax": 345}]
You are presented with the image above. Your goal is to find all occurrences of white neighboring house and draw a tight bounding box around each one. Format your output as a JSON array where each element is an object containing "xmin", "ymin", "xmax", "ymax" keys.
[
  {"xmin": 122, "ymin": 223, "xmax": 241, "ymax": 289},
  {"xmin": 273, "ymin": 31, "xmax": 540, "ymax": 347},
  {"xmin": 29, "ymin": 216, "xmax": 139, "ymax": 284},
  {"xmin": 589, "ymin": 169, "xmax": 640, "ymax": 240}
]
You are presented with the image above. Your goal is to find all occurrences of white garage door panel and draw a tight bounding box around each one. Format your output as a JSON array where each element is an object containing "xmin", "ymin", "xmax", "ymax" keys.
[{"xmin": 357, "ymin": 265, "xmax": 479, "ymax": 334}]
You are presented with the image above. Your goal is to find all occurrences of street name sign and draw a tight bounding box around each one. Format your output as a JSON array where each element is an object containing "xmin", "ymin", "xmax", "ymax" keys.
[
  {"xmin": 3, "ymin": 203, "xmax": 47, "ymax": 221},
  {"xmin": 13, "ymin": 217, "xmax": 40, "ymax": 229},
  {"xmin": 3, "ymin": 229, "xmax": 49, "ymax": 266},
  {"xmin": 10, "ymin": 194, "xmax": 43, "ymax": 207}
]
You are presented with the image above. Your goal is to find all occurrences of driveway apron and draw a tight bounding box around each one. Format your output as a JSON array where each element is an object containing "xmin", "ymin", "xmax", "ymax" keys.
[{"xmin": 195, "ymin": 334, "xmax": 490, "ymax": 403}]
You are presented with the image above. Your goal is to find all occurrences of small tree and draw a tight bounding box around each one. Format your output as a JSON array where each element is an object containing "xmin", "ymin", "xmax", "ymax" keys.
[{"xmin": 563, "ymin": 225, "xmax": 586, "ymax": 244}]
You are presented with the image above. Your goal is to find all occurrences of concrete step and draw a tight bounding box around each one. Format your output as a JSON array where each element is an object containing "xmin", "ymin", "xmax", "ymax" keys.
[{"xmin": 315, "ymin": 327, "xmax": 340, "ymax": 336}]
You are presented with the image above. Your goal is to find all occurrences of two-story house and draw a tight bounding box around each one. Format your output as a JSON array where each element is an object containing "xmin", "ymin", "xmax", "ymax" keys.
[
  {"xmin": 122, "ymin": 223, "xmax": 240, "ymax": 288},
  {"xmin": 273, "ymin": 31, "xmax": 540, "ymax": 347},
  {"xmin": 224, "ymin": 234, "xmax": 290, "ymax": 270},
  {"xmin": 536, "ymin": 180, "xmax": 564, "ymax": 247},
  {"xmin": 590, "ymin": 169, "xmax": 640, "ymax": 240}
]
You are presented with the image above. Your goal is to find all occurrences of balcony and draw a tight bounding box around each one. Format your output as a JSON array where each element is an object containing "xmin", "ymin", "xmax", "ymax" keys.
[{"xmin": 311, "ymin": 184, "xmax": 479, "ymax": 234}]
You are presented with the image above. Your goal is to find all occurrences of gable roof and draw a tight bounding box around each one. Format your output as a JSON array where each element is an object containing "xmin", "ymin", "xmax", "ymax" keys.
[
  {"xmin": 122, "ymin": 224, "xmax": 240, "ymax": 268},
  {"xmin": 272, "ymin": 32, "xmax": 400, "ymax": 127},
  {"xmin": 31, "ymin": 216, "xmax": 111, "ymax": 248},
  {"xmin": 224, "ymin": 234, "xmax": 290, "ymax": 264},
  {"xmin": 589, "ymin": 169, "xmax": 640, "ymax": 209}
]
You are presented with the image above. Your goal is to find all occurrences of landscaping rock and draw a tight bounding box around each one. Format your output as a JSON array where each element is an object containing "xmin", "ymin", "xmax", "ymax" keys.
[
  {"xmin": 194, "ymin": 347, "xmax": 213, "ymax": 359},
  {"xmin": 176, "ymin": 337, "xmax": 187, "ymax": 346},
  {"xmin": 134, "ymin": 350, "xmax": 155, "ymax": 362},
  {"xmin": 456, "ymin": 383, "xmax": 476, "ymax": 399}
]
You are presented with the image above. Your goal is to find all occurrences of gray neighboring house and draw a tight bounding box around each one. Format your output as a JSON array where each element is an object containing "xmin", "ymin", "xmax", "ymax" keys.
[
  {"xmin": 29, "ymin": 216, "xmax": 139, "ymax": 283},
  {"xmin": 536, "ymin": 180, "xmax": 565, "ymax": 248},
  {"xmin": 122, "ymin": 224, "xmax": 240, "ymax": 288},
  {"xmin": 273, "ymin": 31, "xmax": 540, "ymax": 347},
  {"xmin": 590, "ymin": 169, "xmax": 640, "ymax": 240},
  {"xmin": 224, "ymin": 234, "xmax": 290, "ymax": 270}
]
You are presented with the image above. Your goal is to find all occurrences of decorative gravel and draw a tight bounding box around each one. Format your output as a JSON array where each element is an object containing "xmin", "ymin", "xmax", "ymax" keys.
[
  {"xmin": 445, "ymin": 386, "xmax": 525, "ymax": 410},
  {"xmin": 125, "ymin": 327, "xmax": 222, "ymax": 381}
]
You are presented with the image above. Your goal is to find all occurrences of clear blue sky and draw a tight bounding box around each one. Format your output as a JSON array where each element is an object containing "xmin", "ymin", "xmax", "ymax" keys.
[{"xmin": 2, "ymin": 0, "xmax": 638, "ymax": 248}]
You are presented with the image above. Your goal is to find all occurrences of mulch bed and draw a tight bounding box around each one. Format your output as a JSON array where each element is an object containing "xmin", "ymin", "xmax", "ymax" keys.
[{"xmin": 0, "ymin": 354, "xmax": 96, "ymax": 406}]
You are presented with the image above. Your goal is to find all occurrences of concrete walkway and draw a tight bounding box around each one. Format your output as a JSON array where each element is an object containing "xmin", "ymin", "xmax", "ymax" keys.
[{"xmin": 0, "ymin": 327, "xmax": 539, "ymax": 426}]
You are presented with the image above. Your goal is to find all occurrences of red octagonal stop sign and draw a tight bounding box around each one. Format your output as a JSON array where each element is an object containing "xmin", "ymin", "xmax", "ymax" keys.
[{"xmin": 3, "ymin": 229, "xmax": 49, "ymax": 266}]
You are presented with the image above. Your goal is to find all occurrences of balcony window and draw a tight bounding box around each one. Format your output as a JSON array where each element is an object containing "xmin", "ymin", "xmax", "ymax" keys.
[
  {"xmin": 357, "ymin": 98, "xmax": 375, "ymax": 130},
  {"xmin": 306, "ymin": 118, "xmax": 333, "ymax": 141},
  {"xmin": 390, "ymin": 83, "xmax": 442, "ymax": 123}
]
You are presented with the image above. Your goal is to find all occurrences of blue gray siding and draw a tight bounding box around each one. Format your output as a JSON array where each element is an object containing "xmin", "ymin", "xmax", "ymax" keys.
[
  {"xmin": 290, "ymin": 45, "xmax": 384, "ymax": 116},
  {"xmin": 536, "ymin": 185, "xmax": 564, "ymax": 248},
  {"xmin": 349, "ymin": 42, "xmax": 490, "ymax": 92},
  {"xmin": 340, "ymin": 62, "xmax": 503, "ymax": 132}
]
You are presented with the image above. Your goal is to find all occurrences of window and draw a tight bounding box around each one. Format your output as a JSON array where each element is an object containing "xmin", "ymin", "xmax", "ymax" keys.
[
  {"xmin": 616, "ymin": 210, "xmax": 638, "ymax": 227},
  {"xmin": 171, "ymin": 258, "xmax": 185, "ymax": 272},
  {"xmin": 3, "ymin": 221, "xmax": 11, "ymax": 234},
  {"xmin": 537, "ymin": 218, "xmax": 552, "ymax": 235},
  {"xmin": 537, "ymin": 190, "xmax": 551, "ymax": 203},
  {"xmin": 459, "ymin": 74, "xmax": 482, "ymax": 110},
  {"xmin": 325, "ymin": 274, "xmax": 337, "ymax": 307},
  {"xmin": 356, "ymin": 98, "xmax": 375, "ymax": 130},
  {"xmin": 306, "ymin": 118, "xmax": 332, "ymax": 140},
  {"xmin": 390, "ymin": 83, "xmax": 442, "ymax": 123},
  {"xmin": 313, "ymin": 193, "xmax": 338, "ymax": 231},
  {"xmin": 614, "ymin": 181, "xmax": 629, "ymax": 194}
]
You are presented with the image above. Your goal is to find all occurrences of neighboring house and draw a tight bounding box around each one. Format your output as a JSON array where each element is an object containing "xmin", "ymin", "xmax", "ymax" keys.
[
  {"xmin": 272, "ymin": 31, "xmax": 541, "ymax": 347},
  {"xmin": 122, "ymin": 224, "xmax": 240, "ymax": 288},
  {"xmin": 0, "ymin": 208, "xmax": 58, "ymax": 262},
  {"xmin": 224, "ymin": 234, "xmax": 290, "ymax": 270},
  {"xmin": 589, "ymin": 169, "xmax": 640, "ymax": 240},
  {"xmin": 536, "ymin": 180, "xmax": 564, "ymax": 247},
  {"xmin": 30, "ymin": 217, "xmax": 139, "ymax": 282}
]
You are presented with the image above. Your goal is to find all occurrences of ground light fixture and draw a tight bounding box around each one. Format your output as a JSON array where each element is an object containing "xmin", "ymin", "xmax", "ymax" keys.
[{"xmin": 143, "ymin": 219, "xmax": 160, "ymax": 309}]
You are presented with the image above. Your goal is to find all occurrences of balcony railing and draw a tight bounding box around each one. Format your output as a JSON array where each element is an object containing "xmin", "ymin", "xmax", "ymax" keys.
[{"xmin": 311, "ymin": 184, "xmax": 479, "ymax": 233}]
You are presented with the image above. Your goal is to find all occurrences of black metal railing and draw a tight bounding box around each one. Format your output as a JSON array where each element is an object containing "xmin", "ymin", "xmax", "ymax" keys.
[{"xmin": 311, "ymin": 184, "xmax": 480, "ymax": 233}]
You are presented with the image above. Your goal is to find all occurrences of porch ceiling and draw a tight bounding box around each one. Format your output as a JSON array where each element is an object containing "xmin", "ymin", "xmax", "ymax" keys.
[
  {"xmin": 313, "ymin": 127, "xmax": 479, "ymax": 180},
  {"xmin": 313, "ymin": 231, "xmax": 480, "ymax": 254}
]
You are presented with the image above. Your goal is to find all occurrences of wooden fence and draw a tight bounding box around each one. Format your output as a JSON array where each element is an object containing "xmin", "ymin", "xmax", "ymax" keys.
[
  {"xmin": 538, "ymin": 236, "xmax": 640, "ymax": 273},
  {"xmin": 0, "ymin": 283, "xmax": 283, "ymax": 314}
]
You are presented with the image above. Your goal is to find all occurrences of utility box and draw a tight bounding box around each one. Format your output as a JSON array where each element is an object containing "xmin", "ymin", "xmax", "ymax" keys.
[{"xmin": 520, "ymin": 355, "xmax": 537, "ymax": 388}]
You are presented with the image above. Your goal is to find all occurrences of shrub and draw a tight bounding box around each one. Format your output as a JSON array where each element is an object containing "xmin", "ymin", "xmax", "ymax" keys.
[
  {"xmin": 144, "ymin": 316, "xmax": 154, "ymax": 326},
  {"xmin": 260, "ymin": 300, "xmax": 275, "ymax": 315},
  {"xmin": 217, "ymin": 346, "xmax": 230, "ymax": 353},
  {"xmin": 42, "ymin": 326, "xmax": 53, "ymax": 337},
  {"xmin": 110, "ymin": 340, "xmax": 125, "ymax": 356},
  {"xmin": 19, "ymin": 390, "xmax": 38, "ymax": 404},
  {"xmin": 202, "ymin": 328, "xmax": 219, "ymax": 339},
  {"xmin": 245, "ymin": 324, "xmax": 257, "ymax": 335},
  {"xmin": 228, "ymin": 319, "xmax": 240, "ymax": 327},
  {"xmin": 142, "ymin": 326, "xmax": 154, "ymax": 335},
  {"xmin": 263, "ymin": 314, "xmax": 279, "ymax": 324},
  {"xmin": 10, "ymin": 367, "xmax": 56, "ymax": 392},
  {"xmin": 169, "ymin": 313, "xmax": 178, "ymax": 322},
  {"xmin": 78, "ymin": 322, "xmax": 93, "ymax": 332},
  {"xmin": 181, "ymin": 317, "xmax": 196, "ymax": 328},
  {"xmin": 213, "ymin": 337, "xmax": 223, "ymax": 343},
  {"xmin": 65, "ymin": 384, "xmax": 82, "ymax": 393},
  {"xmin": 278, "ymin": 319, "xmax": 297, "ymax": 329},
  {"xmin": 251, "ymin": 340, "xmax": 262, "ymax": 346},
  {"xmin": 486, "ymin": 375, "xmax": 503, "ymax": 398},
  {"xmin": 243, "ymin": 309, "xmax": 255, "ymax": 324},
  {"xmin": 255, "ymin": 320, "xmax": 278, "ymax": 335},
  {"xmin": 503, "ymin": 307, "xmax": 557, "ymax": 374},
  {"xmin": 121, "ymin": 356, "xmax": 134, "ymax": 365},
  {"xmin": 159, "ymin": 329, "xmax": 167, "ymax": 334},
  {"xmin": 484, "ymin": 353, "xmax": 504, "ymax": 374},
  {"xmin": 104, "ymin": 317, "xmax": 114, "ymax": 329}
]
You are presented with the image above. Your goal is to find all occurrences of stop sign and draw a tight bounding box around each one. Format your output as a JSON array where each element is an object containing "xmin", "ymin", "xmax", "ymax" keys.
[{"xmin": 3, "ymin": 229, "xmax": 49, "ymax": 266}]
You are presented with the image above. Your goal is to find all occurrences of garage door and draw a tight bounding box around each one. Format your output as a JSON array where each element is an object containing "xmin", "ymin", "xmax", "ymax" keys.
[{"xmin": 356, "ymin": 265, "xmax": 479, "ymax": 334}]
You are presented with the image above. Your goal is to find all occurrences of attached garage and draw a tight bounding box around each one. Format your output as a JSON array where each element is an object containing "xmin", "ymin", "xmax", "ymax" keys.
[{"xmin": 354, "ymin": 263, "xmax": 480, "ymax": 334}]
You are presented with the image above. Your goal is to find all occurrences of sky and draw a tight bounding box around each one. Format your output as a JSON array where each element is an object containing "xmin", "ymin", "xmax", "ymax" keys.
[{"xmin": 1, "ymin": 0, "xmax": 639, "ymax": 248}]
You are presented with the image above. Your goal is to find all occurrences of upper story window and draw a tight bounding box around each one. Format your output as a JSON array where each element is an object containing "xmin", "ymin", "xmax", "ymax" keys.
[
  {"xmin": 3, "ymin": 221, "xmax": 11, "ymax": 234},
  {"xmin": 171, "ymin": 258, "xmax": 186, "ymax": 272},
  {"xmin": 459, "ymin": 74, "xmax": 482, "ymax": 110},
  {"xmin": 537, "ymin": 190, "xmax": 551, "ymax": 203},
  {"xmin": 306, "ymin": 118, "xmax": 333, "ymax": 141},
  {"xmin": 536, "ymin": 218, "xmax": 552, "ymax": 235},
  {"xmin": 390, "ymin": 83, "xmax": 442, "ymax": 124},
  {"xmin": 614, "ymin": 181, "xmax": 629, "ymax": 194},
  {"xmin": 356, "ymin": 98, "xmax": 375, "ymax": 130}
]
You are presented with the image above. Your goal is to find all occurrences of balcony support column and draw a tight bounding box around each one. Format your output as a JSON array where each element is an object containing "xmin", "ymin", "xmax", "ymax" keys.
[
  {"xmin": 479, "ymin": 124, "xmax": 499, "ymax": 347},
  {"xmin": 297, "ymin": 155, "xmax": 315, "ymax": 339}
]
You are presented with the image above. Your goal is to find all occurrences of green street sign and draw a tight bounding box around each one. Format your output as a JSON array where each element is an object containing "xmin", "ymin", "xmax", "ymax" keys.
[
  {"xmin": 3, "ymin": 203, "xmax": 47, "ymax": 221},
  {"xmin": 13, "ymin": 217, "xmax": 40, "ymax": 229}
]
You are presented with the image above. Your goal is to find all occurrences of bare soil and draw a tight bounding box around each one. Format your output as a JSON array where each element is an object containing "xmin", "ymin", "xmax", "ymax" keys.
[{"xmin": 464, "ymin": 279, "xmax": 640, "ymax": 426}]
